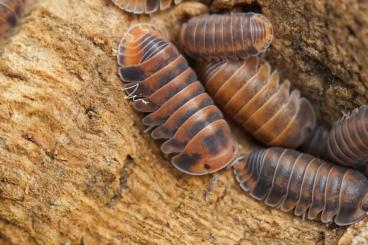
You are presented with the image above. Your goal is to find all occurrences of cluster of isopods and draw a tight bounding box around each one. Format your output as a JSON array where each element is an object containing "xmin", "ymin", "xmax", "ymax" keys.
[{"xmin": 114, "ymin": 1, "xmax": 368, "ymax": 226}]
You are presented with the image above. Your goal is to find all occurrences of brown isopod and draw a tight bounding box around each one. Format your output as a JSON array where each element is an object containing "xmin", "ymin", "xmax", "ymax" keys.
[
  {"xmin": 327, "ymin": 105, "xmax": 368, "ymax": 175},
  {"xmin": 179, "ymin": 13, "xmax": 273, "ymax": 61},
  {"xmin": 111, "ymin": 0, "xmax": 181, "ymax": 14},
  {"xmin": 117, "ymin": 24, "xmax": 237, "ymax": 175},
  {"xmin": 0, "ymin": 0, "xmax": 24, "ymax": 35},
  {"xmin": 197, "ymin": 56, "xmax": 316, "ymax": 149},
  {"xmin": 233, "ymin": 147, "xmax": 368, "ymax": 225}
]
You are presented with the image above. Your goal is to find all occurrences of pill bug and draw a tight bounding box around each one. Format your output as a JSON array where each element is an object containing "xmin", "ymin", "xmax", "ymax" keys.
[
  {"xmin": 327, "ymin": 105, "xmax": 368, "ymax": 175},
  {"xmin": 111, "ymin": 0, "xmax": 181, "ymax": 14},
  {"xmin": 0, "ymin": 0, "xmax": 24, "ymax": 35},
  {"xmin": 117, "ymin": 24, "xmax": 237, "ymax": 175},
  {"xmin": 179, "ymin": 13, "xmax": 273, "ymax": 61},
  {"xmin": 233, "ymin": 147, "xmax": 368, "ymax": 226},
  {"xmin": 196, "ymin": 56, "xmax": 316, "ymax": 149}
]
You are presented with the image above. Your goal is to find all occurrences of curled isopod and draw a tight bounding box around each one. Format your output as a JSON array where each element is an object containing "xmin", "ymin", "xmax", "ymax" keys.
[
  {"xmin": 233, "ymin": 147, "xmax": 368, "ymax": 226},
  {"xmin": 117, "ymin": 24, "xmax": 237, "ymax": 175},
  {"xmin": 0, "ymin": 0, "xmax": 24, "ymax": 35},
  {"xmin": 179, "ymin": 13, "xmax": 273, "ymax": 61},
  {"xmin": 111, "ymin": 0, "xmax": 181, "ymax": 14},
  {"xmin": 327, "ymin": 105, "xmax": 368, "ymax": 175},
  {"xmin": 197, "ymin": 57, "xmax": 316, "ymax": 149}
]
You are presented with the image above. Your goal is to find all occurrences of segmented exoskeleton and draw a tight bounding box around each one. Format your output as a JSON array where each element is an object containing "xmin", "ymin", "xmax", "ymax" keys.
[
  {"xmin": 327, "ymin": 105, "xmax": 368, "ymax": 175},
  {"xmin": 197, "ymin": 56, "xmax": 316, "ymax": 149},
  {"xmin": 117, "ymin": 24, "xmax": 237, "ymax": 175},
  {"xmin": 111, "ymin": 0, "xmax": 181, "ymax": 14},
  {"xmin": 233, "ymin": 147, "xmax": 368, "ymax": 225},
  {"xmin": 180, "ymin": 13, "xmax": 273, "ymax": 61},
  {"xmin": 0, "ymin": 0, "xmax": 24, "ymax": 35}
]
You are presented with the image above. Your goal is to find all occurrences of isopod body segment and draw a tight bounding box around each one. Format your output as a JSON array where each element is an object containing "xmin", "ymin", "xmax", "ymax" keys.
[
  {"xmin": 233, "ymin": 147, "xmax": 368, "ymax": 226},
  {"xmin": 180, "ymin": 13, "xmax": 273, "ymax": 61},
  {"xmin": 117, "ymin": 24, "xmax": 237, "ymax": 175},
  {"xmin": 111, "ymin": 0, "xmax": 181, "ymax": 14},
  {"xmin": 0, "ymin": 0, "xmax": 23, "ymax": 35},
  {"xmin": 197, "ymin": 57, "xmax": 316, "ymax": 149},
  {"xmin": 327, "ymin": 105, "xmax": 368, "ymax": 175}
]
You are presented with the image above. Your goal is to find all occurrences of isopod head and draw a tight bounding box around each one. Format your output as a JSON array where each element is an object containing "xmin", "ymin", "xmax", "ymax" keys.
[
  {"xmin": 249, "ymin": 13, "xmax": 273, "ymax": 54},
  {"xmin": 334, "ymin": 170, "xmax": 368, "ymax": 225},
  {"xmin": 117, "ymin": 23, "xmax": 162, "ymax": 68},
  {"xmin": 361, "ymin": 195, "xmax": 368, "ymax": 213}
]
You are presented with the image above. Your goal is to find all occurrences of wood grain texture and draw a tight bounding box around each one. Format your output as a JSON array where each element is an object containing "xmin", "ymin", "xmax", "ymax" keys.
[{"xmin": 0, "ymin": 0, "xmax": 364, "ymax": 244}]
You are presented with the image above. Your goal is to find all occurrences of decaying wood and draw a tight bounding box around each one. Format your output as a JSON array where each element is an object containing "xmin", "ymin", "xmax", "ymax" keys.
[{"xmin": 0, "ymin": 0, "xmax": 367, "ymax": 244}]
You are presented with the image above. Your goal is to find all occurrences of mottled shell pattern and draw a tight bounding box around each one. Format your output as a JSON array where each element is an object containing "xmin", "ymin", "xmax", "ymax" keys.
[{"xmin": 117, "ymin": 24, "xmax": 237, "ymax": 175}]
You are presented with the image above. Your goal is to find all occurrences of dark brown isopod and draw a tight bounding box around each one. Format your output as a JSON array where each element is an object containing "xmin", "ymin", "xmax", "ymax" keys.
[
  {"xmin": 111, "ymin": 0, "xmax": 181, "ymax": 14},
  {"xmin": 0, "ymin": 0, "xmax": 24, "ymax": 35},
  {"xmin": 233, "ymin": 147, "xmax": 368, "ymax": 225},
  {"xmin": 327, "ymin": 105, "xmax": 368, "ymax": 174},
  {"xmin": 197, "ymin": 56, "xmax": 316, "ymax": 149},
  {"xmin": 117, "ymin": 24, "xmax": 237, "ymax": 175},
  {"xmin": 179, "ymin": 13, "xmax": 273, "ymax": 61}
]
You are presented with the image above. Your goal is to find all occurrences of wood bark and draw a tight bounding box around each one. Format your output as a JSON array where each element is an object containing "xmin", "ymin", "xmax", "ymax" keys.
[{"xmin": 0, "ymin": 0, "xmax": 367, "ymax": 244}]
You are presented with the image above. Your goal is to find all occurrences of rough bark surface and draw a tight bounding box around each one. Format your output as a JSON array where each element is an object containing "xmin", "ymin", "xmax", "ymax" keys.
[{"xmin": 0, "ymin": 0, "xmax": 367, "ymax": 244}]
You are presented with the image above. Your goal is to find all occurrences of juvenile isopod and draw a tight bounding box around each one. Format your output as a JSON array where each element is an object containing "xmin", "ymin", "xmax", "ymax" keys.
[
  {"xmin": 197, "ymin": 57, "xmax": 316, "ymax": 149},
  {"xmin": 233, "ymin": 147, "xmax": 368, "ymax": 225},
  {"xmin": 117, "ymin": 24, "xmax": 237, "ymax": 175},
  {"xmin": 0, "ymin": 0, "xmax": 24, "ymax": 35},
  {"xmin": 111, "ymin": 0, "xmax": 181, "ymax": 14},
  {"xmin": 179, "ymin": 13, "xmax": 273, "ymax": 61},
  {"xmin": 327, "ymin": 105, "xmax": 368, "ymax": 175}
]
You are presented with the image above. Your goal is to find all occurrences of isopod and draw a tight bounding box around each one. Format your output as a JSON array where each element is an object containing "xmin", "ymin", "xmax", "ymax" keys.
[
  {"xmin": 327, "ymin": 105, "xmax": 368, "ymax": 175},
  {"xmin": 117, "ymin": 24, "xmax": 237, "ymax": 175},
  {"xmin": 111, "ymin": 0, "xmax": 181, "ymax": 14},
  {"xmin": 0, "ymin": 0, "xmax": 24, "ymax": 35},
  {"xmin": 179, "ymin": 13, "xmax": 273, "ymax": 61},
  {"xmin": 197, "ymin": 57, "xmax": 316, "ymax": 149},
  {"xmin": 233, "ymin": 147, "xmax": 368, "ymax": 226}
]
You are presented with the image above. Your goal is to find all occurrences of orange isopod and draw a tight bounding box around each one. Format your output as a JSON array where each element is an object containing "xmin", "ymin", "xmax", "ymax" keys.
[
  {"xmin": 180, "ymin": 13, "xmax": 273, "ymax": 61},
  {"xmin": 197, "ymin": 57, "xmax": 316, "ymax": 149},
  {"xmin": 117, "ymin": 24, "xmax": 237, "ymax": 175}
]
